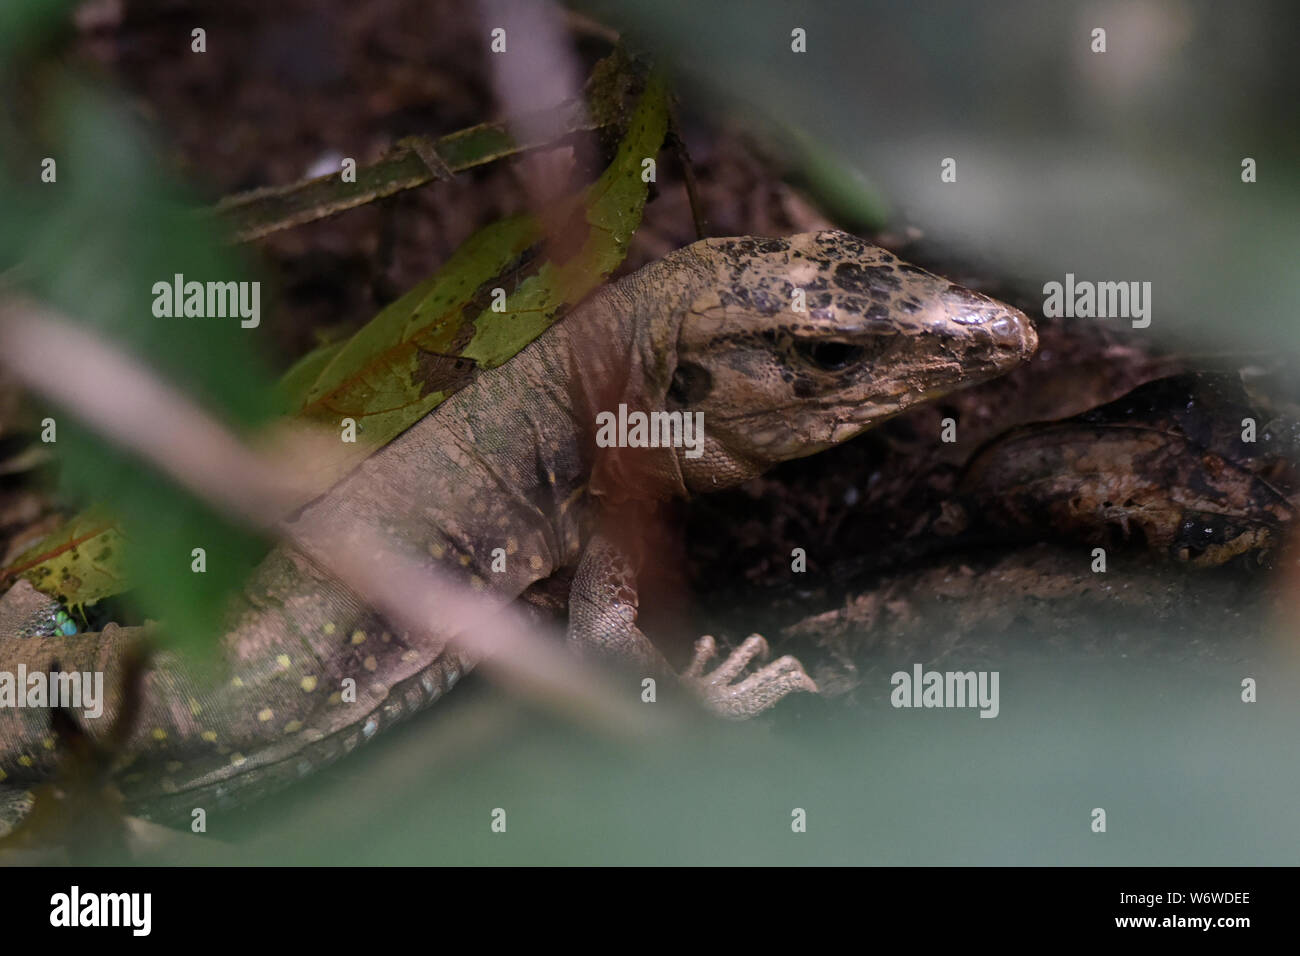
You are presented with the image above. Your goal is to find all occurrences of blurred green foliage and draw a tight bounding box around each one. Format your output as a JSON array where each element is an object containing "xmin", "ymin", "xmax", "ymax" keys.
[
  {"xmin": 0, "ymin": 58, "xmax": 275, "ymax": 654},
  {"xmin": 2, "ymin": 56, "xmax": 666, "ymax": 620}
]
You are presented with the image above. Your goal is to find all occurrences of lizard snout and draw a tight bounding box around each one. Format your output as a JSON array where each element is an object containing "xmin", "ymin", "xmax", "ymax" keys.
[
  {"xmin": 942, "ymin": 299, "xmax": 1037, "ymax": 371},
  {"xmin": 987, "ymin": 306, "xmax": 1037, "ymax": 363}
]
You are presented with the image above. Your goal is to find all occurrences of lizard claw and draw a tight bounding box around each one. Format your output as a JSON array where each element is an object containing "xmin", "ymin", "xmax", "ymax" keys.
[{"xmin": 681, "ymin": 634, "xmax": 817, "ymax": 719}]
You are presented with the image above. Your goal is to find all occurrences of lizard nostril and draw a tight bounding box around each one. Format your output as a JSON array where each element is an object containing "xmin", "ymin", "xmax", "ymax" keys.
[
  {"xmin": 990, "ymin": 316, "xmax": 1016, "ymax": 339},
  {"xmin": 988, "ymin": 310, "xmax": 1036, "ymax": 355}
]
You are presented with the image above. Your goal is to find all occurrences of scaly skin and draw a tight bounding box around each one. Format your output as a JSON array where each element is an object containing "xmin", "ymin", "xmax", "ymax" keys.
[{"xmin": 0, "ymin": 230, "xmax": 1035, "ymax": 829}]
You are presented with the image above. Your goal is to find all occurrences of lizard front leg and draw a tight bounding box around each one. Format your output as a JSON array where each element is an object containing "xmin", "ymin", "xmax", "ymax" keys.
[{"xmin": 566, "ymin": 533, "xmax": 816, "ymax": 718}]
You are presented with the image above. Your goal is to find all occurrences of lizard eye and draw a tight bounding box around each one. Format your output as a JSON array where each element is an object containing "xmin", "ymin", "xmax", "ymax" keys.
[
  {"xmin": 669, "ymin": 361, "xmax": 713, "ymax": 404},
  {"xmin": 794, "ymin": 339, "xmax": 869, "ymax": 371}
]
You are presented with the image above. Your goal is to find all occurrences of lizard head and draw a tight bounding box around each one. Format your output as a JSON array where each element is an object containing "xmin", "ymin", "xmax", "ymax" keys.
[{"xmin": 666, "ymin": 230, "xmax": 1037, "ymax": 490}]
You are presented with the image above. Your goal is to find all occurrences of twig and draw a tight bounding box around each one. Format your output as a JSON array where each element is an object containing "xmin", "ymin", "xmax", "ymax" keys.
[
  {"xmin": 667, "ymin": 102, "xmax": 707, "ymax": 240},
  {"xmin": 213, "ymin": 97, "xmax": 614, "ymax": 243}
]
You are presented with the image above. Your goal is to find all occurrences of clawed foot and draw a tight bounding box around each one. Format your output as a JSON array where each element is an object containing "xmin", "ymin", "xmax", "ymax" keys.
[{"xmin": 680, "ymin": 634, "xmax": 817, "ymax": 719}]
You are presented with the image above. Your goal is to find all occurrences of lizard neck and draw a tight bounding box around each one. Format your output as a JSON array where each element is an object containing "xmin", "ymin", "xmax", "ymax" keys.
[{"xmin": 562, "ymin": 251, "xmax": 711, "ymax": 505}]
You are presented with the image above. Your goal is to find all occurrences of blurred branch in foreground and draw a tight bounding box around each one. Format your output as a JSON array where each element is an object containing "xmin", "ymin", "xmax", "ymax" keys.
[{"xmin": 0, "ymin": 296, "xmax": 666, "ymax": 738}]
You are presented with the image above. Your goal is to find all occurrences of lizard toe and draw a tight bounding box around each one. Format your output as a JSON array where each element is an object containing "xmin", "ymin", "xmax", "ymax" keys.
[
  {"xmin": 681, "ymin": 635, "xmax": 817, "ymax": 719},
  {"xmin": 681, "ymin": 634, "xmax": 719, "ymax": 679}
]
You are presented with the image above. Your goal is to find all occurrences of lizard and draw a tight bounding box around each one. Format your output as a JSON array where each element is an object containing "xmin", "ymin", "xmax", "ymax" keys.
[{"xmin": 0, "ymin": 229, "xmax": 1036, "ymax": 831}]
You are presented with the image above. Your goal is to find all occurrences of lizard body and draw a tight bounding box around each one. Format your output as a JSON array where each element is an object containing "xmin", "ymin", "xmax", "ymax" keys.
[{"xmin": 0, "ymin": 230, "xmax": 1035, "ymax": 828}]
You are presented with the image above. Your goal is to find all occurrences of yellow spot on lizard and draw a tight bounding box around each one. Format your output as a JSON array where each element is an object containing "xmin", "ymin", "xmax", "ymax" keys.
[
  {"xmin": 152, "ymin": 728, "xmax": 168, "ymax": 741},
  {"xmin": 351, "ymin": 630, "xmax": 367, "ymax": 645},
  {"xmin": 258, "ymin": 708, "xmax": 274, "ymax": 722},
  {"xmin": 300, "ymin": 676, "xmax": 318, "ymax": 692},
  {"xmin": 559, "ymin": 484, "xmax": 584, "ymax": 515}
]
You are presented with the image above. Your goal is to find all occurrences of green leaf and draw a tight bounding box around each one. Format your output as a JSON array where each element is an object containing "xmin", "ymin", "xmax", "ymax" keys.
[
  {"xmin": 273, "ymin": 339, "xmax": 347, "ymax": 412},
  {"xmin": 1, "ymin": 75, "xmax": 275, "ymax": 656},
  {"xmin": 1, "ymin": 514, "xmax": 125, "ymax": 616},
  {"xmin": 285, "ymin": 72, "xmax": 670, "ymax": 491},
  {"xmin": 4, "ymin": 68, "xmax": 669, "ymax": 621}
]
